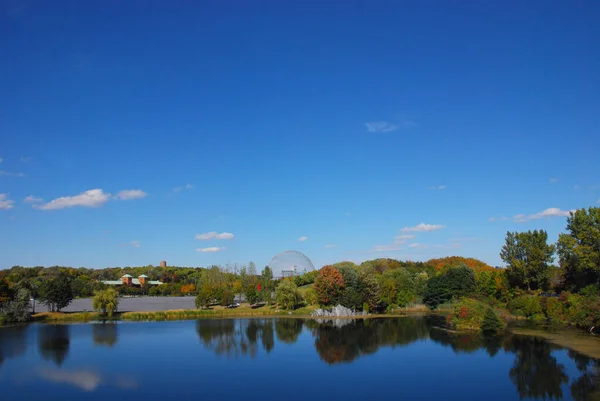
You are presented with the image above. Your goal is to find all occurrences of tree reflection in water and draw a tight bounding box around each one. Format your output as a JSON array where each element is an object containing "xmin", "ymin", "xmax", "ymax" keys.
[
  {"xmin": 38, "ymin": 325, "xmax": 70, "ymax": 366},
  {"xmin": 504, "ymin": 334, "xmax": 568, "ymax": 400},
  {"xmin": 275, "ymin": 319, "xmax": 303, "ymax": 344},
  {"xmin": 196, "ymin": 319, "xmax": 280, "ymax": 358},
  {"xmin": 0, "ymin": 325, "xmax": 29, "ymax": 366},
  {"xmin": 92, "ymin": 323, "xmax": 118, "ymax": 347},
  {"xmin": 568, "ymin": 350, "xmax": 600, "ymax": 401},
  {"xmin": 309, "ymin": 317, "xmax": 600, "ymax": 400}
]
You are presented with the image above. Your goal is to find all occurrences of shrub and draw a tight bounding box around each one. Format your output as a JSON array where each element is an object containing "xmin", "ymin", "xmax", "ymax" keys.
[
  {"xmin": 544, "ymin": 297, "xmax": 566, "ymax": 324},
  {"xmin": 481, "ymin": 307, "xmax": 506, "ymax": 334},
  {"xmin": 507, "ymin": 295, "xmax": 543, "ymax": 318},
  {"xmin": 304, "ymin": 289, "xmax": 318, "ymax": 306},
  {"xmin": 451, "ymin": 298, "xmax": 488, "ymax": 330}
]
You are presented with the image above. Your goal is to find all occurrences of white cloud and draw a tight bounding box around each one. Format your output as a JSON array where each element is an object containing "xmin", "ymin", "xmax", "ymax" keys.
[
  {"xmin": 0, "ymin": 171, "xmax": 26, "ymax": 177},
  {"xmin": 114, "ymin": 189, "xmax": 147, "ymax": 200},
  {"xmin": 216, "ymin": 232, "xmax": 234, "ymax": 240},
  {"xmin": 549, "ymin": 178, "xmax": 558, "ymax": 183},
  {"xmin": 324, "ymin": 244, "xmax": 337, "ymax": 249},
  {"xmin": 0, "ymin": 194, "xmax": 15, "ymax": 210},
  {"xmin": 24, "ymin": 195, "xmax": 43, "ymax": 203},
  {"xmin": 173, "ymin": 183, "xmax": 194, "ymax": 192},
  {"xmin": 489, "ymin": 216, "xmax": 509, "ymax": 222},
  {"xmin": 130, "ymin": 240, "xmax": 141, "ymax": 248},
  {"xmin": 401, "ymin": 223, "xmax": 445, "ymax": 233},
  {"xmin": 34, "ymin": 189, "xmax": 111, "ymax": 210},
  {"xmin": 195, "ymin": 232, "xmax": 234, "ymax": 240},
  {"xmin": 197, "ymin": 247, "xmax": 226, "ymax": 253},
  {"xmin": 394, "ymin": 234, "xmax": 416, "ymax": 240},
  {"xmin": 429, "ymin": 185, "xmax": 447, "ymax": 190},
  {"xmin": 298, "ymin": 236, "xmax": 308, "ymax": 242},
  {"xmin": 20, "ymin": 156, "xmax": 32, "ymax": 163},
  {"xmin": 409, "ymin": 243, "xmax": 420, "ymax": 248},
  {"xmin": 365, "ymin": 121, "xmax": 399, "ymax": 133},
  {"xmin": 372, "ymin": 243, "xmax": 404, "ymax": 252},
  {"xmin": 514, "ymin": 207, "xmax": 573, "ymax": 222}
]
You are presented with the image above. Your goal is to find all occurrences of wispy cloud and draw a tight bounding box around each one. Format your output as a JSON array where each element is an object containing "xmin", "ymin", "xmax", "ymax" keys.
[
  {"xmin": 365, "ymin": 118, "xmax": 416, "ymax": 133},
  {"xmin": 173, "ymin": 183, "xmax": 194, "ymax": 192},
  {"xmin": 0, "ymin": 170, "xmax": 26, "ymax": 177},
  {"xmin": 0, "ymin": 157, "xmax": 3, "ymax": 163},
  {"xmin": 428, "ymin": 185, "xmax": 447, "ymax": 190},
  {"xmin": 489, "ymin": 216, "xmax": 509, "ymax": 222},
  {"xmin": 394, "ymin": 234, "xmax": 416, "ymax": 240},
  {"xmin": 0, "ymin": 194, "xmax": 15, "ymax": 210},
  {"xmin": 345, "ymin": 212, "xmax": 351, "ymax": 216},
  {"xmin": 34, "ymin": 189, "xmax": 111, "ymax": 210},
  {"xmin": 20, "ymin": 156, "xmax": 32, "ymax": 163},
  {"xmin": 130, "ymin": 240, "xmax": 141, "ymax": 248},
  {"xmin": 409, "ymin": 243, "xmax": 421, "ymax": 248},
  {"xmin": 197, "ymin": 247, "xmax": 226, "ymax": 253},
  {"xmin": 372, "ymin": 243, "xmax": 404, "ymax": 252},
  {"xmin": 298, "ymin": 236, "xmax": 308, "ymax": 242},
  {"xmin": 513, "ymin": 207, "xmax": 573, "ymax": 223},
  {"xmin": 195, "ymin": 232, "xmax": 235, "ymax": 240},
  {"xmin": 24, "ymin": 195, "xmax": 43, "ymax": 203},
  {"xmin": 365, "ymin": 121, "xmax": 399, "ymax": 133},
  {"xmin": 324, "ymin": 244, "xmax": 337, "ymax": 249},
  {"xmin": 549, "ymin": 178, "xmax": 558, "ymax": 183},
  {"xmin": 401, "ymin": 223, "xmax": 445, "ymax": 233},
  {"xmin": 114, "ymin": 189, "xmax": 147, "ymax": 200}
]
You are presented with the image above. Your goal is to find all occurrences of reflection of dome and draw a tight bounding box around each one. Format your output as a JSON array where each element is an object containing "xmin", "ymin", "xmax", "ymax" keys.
[{"xmin": 268, "ymin": 251, "xmax": 315, "ymax": 278}]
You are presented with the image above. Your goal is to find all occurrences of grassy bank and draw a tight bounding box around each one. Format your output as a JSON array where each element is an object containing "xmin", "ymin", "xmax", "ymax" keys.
[
  {"xmin": 27, "ymin": 302, "xmax": 452, "ymax": 324},
  {"xmin": 30, "ymin": 304, "xmax": 320, "ymax": 323}
]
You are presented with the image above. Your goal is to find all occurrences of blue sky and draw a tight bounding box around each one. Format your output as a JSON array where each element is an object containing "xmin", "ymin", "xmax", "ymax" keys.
[{"xmin": 1, "ymin": 1, "xmax": 599, "ymax": 272}]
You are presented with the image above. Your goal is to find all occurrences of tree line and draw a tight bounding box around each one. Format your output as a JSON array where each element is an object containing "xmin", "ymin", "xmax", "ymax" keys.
[{"xmin": 1, "ymin": 206, "xmax": 599, "ymax": 329}]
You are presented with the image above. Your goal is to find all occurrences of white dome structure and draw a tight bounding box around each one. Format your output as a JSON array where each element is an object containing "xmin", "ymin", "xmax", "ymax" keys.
[{"xmin": 268, "ymin": 250, "xmax": 315, "ymax": 278}]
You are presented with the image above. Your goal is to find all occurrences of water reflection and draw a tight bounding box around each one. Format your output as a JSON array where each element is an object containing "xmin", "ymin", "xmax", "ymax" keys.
[
  {"xmin": 0, "ymin": 317, "xmax": 598, "ymax": 400},
  {"xmin": 505, "ymin": 335, "xmax": 569, "ymax": 399},
  {"xmin": 92, "ymin": 323, "xmax": 118, "ymax": 347},
  {"xmin": 38, "ymin": 368, "xmax": 102, "ymax": 391},
  {"xmin": 0, "ymin": 325, "xmax": 29, "ymax": 366},
  {"xmin": 38, "ymin": 325, "xmax": 70, "ymax": 366}
]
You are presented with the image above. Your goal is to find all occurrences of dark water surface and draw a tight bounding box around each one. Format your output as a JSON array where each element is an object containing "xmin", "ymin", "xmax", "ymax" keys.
[{"xmin": 1, "ymin": 317, "xmax": 599, "ymax": 400}]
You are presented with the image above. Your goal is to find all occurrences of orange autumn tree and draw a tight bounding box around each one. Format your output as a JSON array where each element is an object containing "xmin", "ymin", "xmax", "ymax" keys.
[
  {"xmin": 314, "ymin": 265, "xmax": 345, "ymax": 306},
  {"xmin": 427, "ymin": 256, "xmax": 495, "ymax": 273},
  {"xmin": 181, "ymin": 284, "xmax": 196, "ymax": 295}
]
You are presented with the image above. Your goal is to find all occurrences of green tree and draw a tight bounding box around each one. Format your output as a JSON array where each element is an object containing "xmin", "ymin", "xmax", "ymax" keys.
[
  {"xmin": 261, "ymin": 266, "xmax": 274, "ymax": 305},
  {"xmin": 195, "ymin": 283, "xmax": 213, "ymax": 309},
  {"xmin": 557, "ymin": 207, "xmax": 600, "ymax": 290},
  {"xmin": 220, "ymin": 289, "xmax": 234, "ymax": 306},
  {"xmin": 274, "ymin": 279, "xmax": 300, "ymax": 310},
  {"xmin": 245, "ymin": 286, "xmax": 260, "ymax": 306},
  {"xmin": 92, "ymin": 288, "xmax": 120, "ymax": 317},
  {"xmin": 1, "ymin": 288, "xmax": 31, "ymax": 322},
  {"xmin": 38, "ymin": 273, "xmax": 73, "ymax": 312},
  {"xmin": 500, "ymin": 230, "xmax": 555, "ymax": 291},
  {"xmin": 423, "ymin": 265, "xmax": 476, "ymax": 309},
  {"xmin": 356, "ymin": 267, "xmax": 380, "ymax": 311}
]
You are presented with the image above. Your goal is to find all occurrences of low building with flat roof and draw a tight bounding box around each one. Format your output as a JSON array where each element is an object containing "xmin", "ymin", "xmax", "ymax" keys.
[{"xmin": 102, "ymin": 274, "xmax": 163, "ymax": 287}]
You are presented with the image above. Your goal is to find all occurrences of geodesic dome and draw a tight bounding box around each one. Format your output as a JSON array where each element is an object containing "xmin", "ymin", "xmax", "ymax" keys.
[{"xmin": 268, "ymin": 250, "xmax": 315, "ymax": 278}]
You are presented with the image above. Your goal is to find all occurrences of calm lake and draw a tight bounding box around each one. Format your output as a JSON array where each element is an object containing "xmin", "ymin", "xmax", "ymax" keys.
[{"xmin": 1, "ymin": 316, "xmax": 598, "ymax": 400}]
